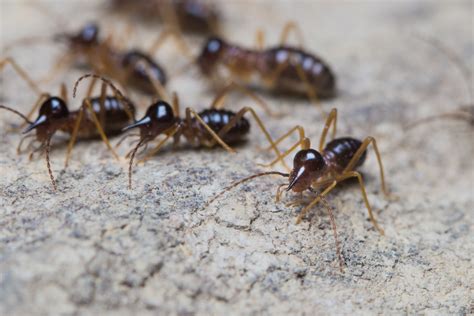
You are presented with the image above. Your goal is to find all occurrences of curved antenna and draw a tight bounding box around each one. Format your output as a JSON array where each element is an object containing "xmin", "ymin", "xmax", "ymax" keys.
[
  {"xmin": 405, "ymin": 111, "xmax": 474, "ymax": 130},
  {"xmin": 404, "ymin": 34, "xmax": 473, "ymax": 130},
  {"xmin": 73, "ymin": 73, "xmax": 135, "ymax": 117},
  {"xmin": 0, "ymin": 105, "xmax": 33, "ymax": 124},
  {"xmin": 201, "ymin": 171, "xmax": 289, "ymax": 210},
  {"xmin": 45, "ymin": 135, "xmax": 57, "ymax": 191},
  {"xmin": 115, "ymin": 133, "xmax": 140, "ymax": 149},
  {"xmin": 414, "ymin": 33, "xmax": 472, "ymax": 106},
  {"xmin": 73, "ymin": 73, "xmax": 122, "ymax": 98}
]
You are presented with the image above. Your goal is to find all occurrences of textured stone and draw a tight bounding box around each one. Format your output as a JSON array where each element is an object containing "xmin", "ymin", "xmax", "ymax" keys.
[{"xmin": 0, "ymin": 1, "xmax": 472, "ymax": 315}]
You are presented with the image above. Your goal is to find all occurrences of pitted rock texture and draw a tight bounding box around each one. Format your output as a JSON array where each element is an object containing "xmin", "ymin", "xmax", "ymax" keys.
[{"xmin": 1, "ymin": 1, "xmax": 472, "ymax": 315}]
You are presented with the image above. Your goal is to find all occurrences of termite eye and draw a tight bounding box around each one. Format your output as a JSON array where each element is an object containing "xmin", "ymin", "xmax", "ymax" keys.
[
  {"xmin": 206, "ymin": 37, "xmax": 223, "ymax": 54},
  {"xmin": 293, "ymin": 149, "xmax": 325, "ymax": 171},
  {"xmin": 40, "ymin": 97, "xmax": 69, "ymax": 119},
  {"xmin": 147, "ymin": 101, "xmax": 175, "ymax": 123}
]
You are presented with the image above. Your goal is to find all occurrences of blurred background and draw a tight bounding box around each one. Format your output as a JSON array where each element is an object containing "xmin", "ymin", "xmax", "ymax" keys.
[{"xmin": 0, "ymin": 1, "xmax": 472, "ymax": 315}]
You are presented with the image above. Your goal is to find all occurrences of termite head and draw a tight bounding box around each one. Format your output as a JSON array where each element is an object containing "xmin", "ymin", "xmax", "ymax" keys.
[
  {"xmin": 122, "ymin": 101, "xmax": 177, "ymax": 138},
  {"xmin": 56, "ymin": 22, "xmax": 99, "ymax": 46},
  {"xmin": 121, "ymin": 50, "xmax": 167, "ymax": 93},
  {"xmin": 77, "ymin": 23, "xmax": 99, "ymax": 44},
  {"xmin": 287, "ymin": 149, "xmax": 327, "ymax": 192},
  {"xmin": 24, "ymin": 97, "xmax": 69, "ymax": 134},
  {"xmin": 197, "ymin": 36, "xmax": 226, "ymax": 75}
]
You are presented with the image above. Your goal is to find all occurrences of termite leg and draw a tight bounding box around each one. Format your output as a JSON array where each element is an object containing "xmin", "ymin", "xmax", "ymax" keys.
[
  {"xmin": 295, "ymin": 180, "xmax": 337, "ymax": 225},
  {"xmin": 318, "ymin": 108, "xmax": 337, "ymax": 152},
  {"xmin": 147, "ymin": 28, "xmax": 193, "ymax": 60},
  {"xmin": 0, "ymin": 57, "xmax": 42, "ymax": 95},
  {"xmin": 279, "ymin": 21, "xmax": 305, "ymax": 47},
  {"xmin": 259, "ymin": 134, "xmax": 310, "ymax": 168},
  {"xmin": 342, "ymin": 136, "xmax": 390, "ymax": 197},
  {"xmin": 212, "ymin": 106, "xmax": 290, "ymax": 170},
  {"xmin": 65, "ymin": 77, "xmax": 105, "ymax": 167},
  {"xmin": 135, "ymin": 124, "xmax": 182, "ymax": 164},
  {"xmin": 335, "ymin": 171, "xmax": 385, "ymax": 235},
  {"xmin": 255, "ymin": 28, "xmax": 265, "ymax": 50},
  {"xmin": 261, "ymin": 125, "xmax": 305, "ymax": 152},
  {"xmin": 210, "ymin": 82, "xmax": 280, "ymax": 117},
  {"xmin": 83, "ymin": 99, "xmax": 120, "ymax": 161},
  {"xmin": 185, "ymin": 108, "xmax": 236, "ymax": 153}
]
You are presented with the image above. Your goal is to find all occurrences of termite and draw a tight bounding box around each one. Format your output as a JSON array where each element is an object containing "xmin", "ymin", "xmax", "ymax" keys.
[
  {"xmin": 0, "ymin": 64, "xmax": 135, "ymax": 190},
  {"xmin": 202, "ymin": 108, "xmax": 393, "ymax": 271}
]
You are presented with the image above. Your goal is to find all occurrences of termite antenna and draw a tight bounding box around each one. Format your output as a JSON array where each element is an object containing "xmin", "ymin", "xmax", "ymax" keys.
[
  {"xmin": 405, "ymin": 111, "xmax": 474, "ymax": 130},
  {"xmin": 414, "ymin": 33, "xmax": 472, "ymax": 105},
  {"xmin": 403, "ymin": 35, "xmax": 473, "ymax": 130},
  {"xmin": 202, "ymin": 171, "xmax": 289, "ymax": 210},
  {"xmin": 73, "ymin": 73, "xmax": 135, "ymax": 116},
  {"xmin": 0, "ymin": 105, "xmax": 33, "ymax": 124},
  {"xmin": 128, "ymin": 138, "xmax": 147, "ymax": 189},
  {"xmin": 45, "ymin": 136, "xmax": 57, "ymax": 191},
  {"xmin": 73, "ymin": 73, "xmax": 122, "ymax": 99},
  {"xmin": 320, "ymin": 196, "xmax": 344, "ymax": 273}
]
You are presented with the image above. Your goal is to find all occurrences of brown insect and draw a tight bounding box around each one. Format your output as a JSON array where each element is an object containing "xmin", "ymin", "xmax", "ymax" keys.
[
  {"xmin": 73, "ymin": 74, "xmax": 292, "ymax": 189},
  {"xmin": 405, "ymin": 35, "xmax": 473, "ymax": 130},
  {"xmin": 159, "ymin": 21, "xmax": 336, "ymax": 114},
  {"xmin": 5, "ymin": 20, "xmax": 168, "ymax": 97},
  {"xmin": 195, "ymin": 22, "xmax": 336, "ymax": 109},
  {"xmin": 109, "ymin": 0, "xmax": 220, "ymax": 34},
  {"xmin": 203, "ymin": 108, "xmax": 392, "ymax": 272},
  {"xmin": 57, "ymin": 23, "xmax": 170, "ymax": 96},
  {"xmin": 0, "ymin": 67, "xmax": 135, "ymax": 190}
]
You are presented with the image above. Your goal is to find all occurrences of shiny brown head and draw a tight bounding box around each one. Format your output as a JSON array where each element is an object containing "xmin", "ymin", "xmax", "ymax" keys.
[
  {"xmin": 55, "ymin": 22, "xmax": 99, "ymax": 47},
  {"xmin": 287, "ymin": 149, "xmax": 327, "ymax": 192},
  {"xmin": 23, "ymin": 96, "xmax": 69, "ymax": 140},
  {"xmin": 197, "ymin": 36, "xmax": 226, "ymax": 75},
  {"xmin": 71, "ymin": 23, "xmax": 99, "ymax": 46},
  {"xmin": 122, "ymin": 101, "xmax": 177, "ymax": 140}
]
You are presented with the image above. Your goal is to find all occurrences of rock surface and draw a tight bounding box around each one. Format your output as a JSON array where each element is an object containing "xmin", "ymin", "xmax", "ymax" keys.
[{"xmin": 0, "ymin": 1, "xmax": 472, "ymax": 315}]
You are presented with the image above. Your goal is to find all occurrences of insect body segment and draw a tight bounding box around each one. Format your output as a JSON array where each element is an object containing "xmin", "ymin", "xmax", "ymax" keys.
[
  {"xmin": 203, "ymin": 108, "xmax": 392, "ymax": 271},
  {"xmin": 0, "ymin": 70, "xmax": 136, "ymax": 190},
  {"xmin": 191, "ymin": 109, "xmax": 251, "ymax": 144},
  {"xmin": 36, "ymin": 23, "xmax": 168, "ymax": 97},
  {"xmin": 287, "ymin": 148, "xmax": 327, "ymax": 193},
  {"xmin": 323, "ymin": 138, "xmax": 367, "ymax": 174},
  {"xmin": 197, "ymin": 36, "xmax": 336, "ymax": 98},
  {"xmin": 71, "ymin": 74, "xmax": 292, "ymax": 189},
  {"xmin": 121, "ymin": 100, "xmax": 254, "ymax": 189}
]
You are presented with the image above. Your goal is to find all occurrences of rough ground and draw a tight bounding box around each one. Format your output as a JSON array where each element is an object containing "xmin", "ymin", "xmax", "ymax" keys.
[{"xmin": 0, "ymin": 1, "xmax": 473, "ymax": 315}]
